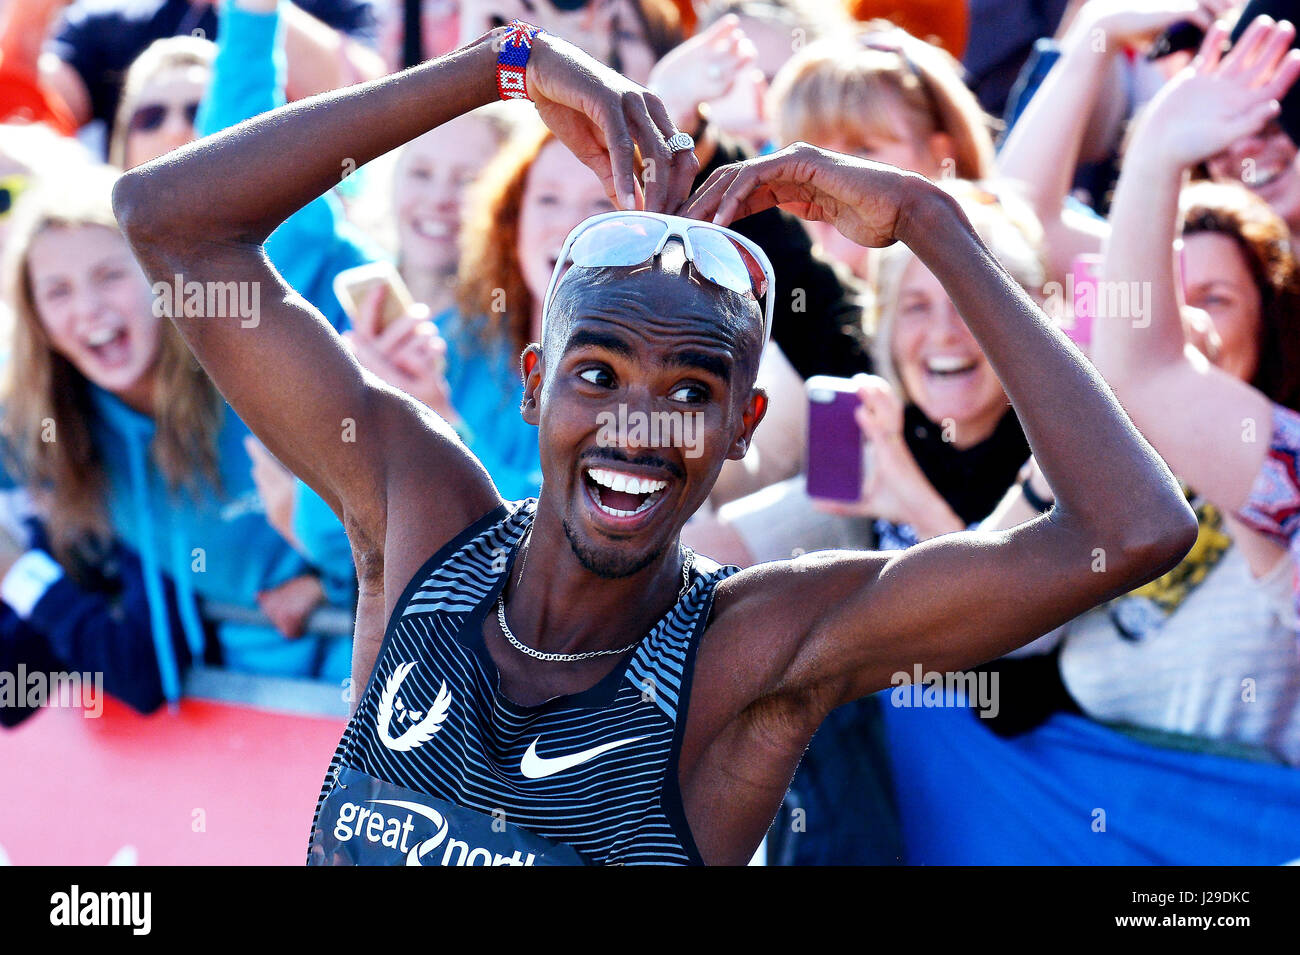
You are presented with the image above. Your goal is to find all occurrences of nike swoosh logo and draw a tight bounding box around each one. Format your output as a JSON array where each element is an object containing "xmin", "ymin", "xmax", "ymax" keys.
[{"xmin": 520, "ymin": 735, "xmax": 647, "ymax": 779}]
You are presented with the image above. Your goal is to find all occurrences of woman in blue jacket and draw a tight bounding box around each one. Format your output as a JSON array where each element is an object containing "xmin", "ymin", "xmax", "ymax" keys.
[{"xmin": 0, "ymin": 166, "xmax": 350, "ymax": 704}]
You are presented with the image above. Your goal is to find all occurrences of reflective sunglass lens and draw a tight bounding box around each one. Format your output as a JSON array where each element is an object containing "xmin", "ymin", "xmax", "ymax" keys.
[
  {"xmin": 686, "ymin": 228, "xmax": 757, "ymax": 297},
  {"xmin": 733, "ymin": 241, "xmax": 769, "ymax": 299},
  {"xmin": 569, "ymin": 215, "xmax": 667, "ymax": 268}
]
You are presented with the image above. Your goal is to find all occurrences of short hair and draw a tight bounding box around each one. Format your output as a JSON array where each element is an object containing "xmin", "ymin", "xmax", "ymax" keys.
[
  {"xmin": 544, "ymin": 258, "xmax": 765, "ymax": 387},
  {"xmin": 766, "ymin": 26, "xmax": 994, "ymax": 179}
]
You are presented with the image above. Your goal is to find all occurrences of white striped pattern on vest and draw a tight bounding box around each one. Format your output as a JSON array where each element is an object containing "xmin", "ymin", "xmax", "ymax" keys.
[{"xmin": 309, "ymin": 498, "xmax": 737, "ymax": 865}]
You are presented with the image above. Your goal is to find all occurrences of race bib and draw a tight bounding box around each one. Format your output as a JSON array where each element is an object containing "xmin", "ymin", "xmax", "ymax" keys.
[{"xmin": 308, "ymin": 767, "xmax": 587, "ymax": 866}]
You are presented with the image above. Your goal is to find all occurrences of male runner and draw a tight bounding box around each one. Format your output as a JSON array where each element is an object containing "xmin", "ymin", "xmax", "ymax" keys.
[{"xmin": 113, "ymin": 23, "xmax": 1197, "ymax": 864}]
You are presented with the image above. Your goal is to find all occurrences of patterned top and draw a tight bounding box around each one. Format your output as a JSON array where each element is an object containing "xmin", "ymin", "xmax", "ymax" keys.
[
  {"xmin": 308, "ymin": 499, "xmax": 738, "ymax": 865},
  {"xmin": 1235, "ymin": 403, "xmax": 1300, "ymax": 634}
]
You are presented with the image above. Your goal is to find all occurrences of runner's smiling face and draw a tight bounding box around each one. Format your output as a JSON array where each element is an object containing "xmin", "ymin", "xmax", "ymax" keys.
[{"xmin": 522, "ymin": 245, "xmax": 767, "ymax": 579}]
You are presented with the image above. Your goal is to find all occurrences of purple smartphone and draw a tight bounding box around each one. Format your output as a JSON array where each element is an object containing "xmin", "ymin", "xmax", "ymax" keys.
[
  {"xmin": 806, "ymin": 375, "xmax": 864, "ymax": 502},
  {"xmin": 1067, "ymin": 253, "xmax": 1102, "ymax": 347}
]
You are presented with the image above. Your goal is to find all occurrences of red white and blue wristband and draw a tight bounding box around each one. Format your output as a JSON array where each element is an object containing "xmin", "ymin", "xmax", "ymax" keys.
[{"xmin": 497, "ymin": 19, "xmax": 544, "ymax": 102}]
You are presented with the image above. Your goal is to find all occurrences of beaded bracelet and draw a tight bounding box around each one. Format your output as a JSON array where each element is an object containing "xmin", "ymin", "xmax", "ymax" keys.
[{"xmin": 497, "ymin": 19, "xmax": 545, "ymax": 102}]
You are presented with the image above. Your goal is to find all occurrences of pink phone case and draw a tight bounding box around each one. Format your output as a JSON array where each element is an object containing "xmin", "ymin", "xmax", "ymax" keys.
[
  {"xmin": 1067, "ymin": 253, "xmax": 1102, "ymax": 347},
  {"xmin": 806, "ymin": 377, "xmax": 863, "ymax": 501}
]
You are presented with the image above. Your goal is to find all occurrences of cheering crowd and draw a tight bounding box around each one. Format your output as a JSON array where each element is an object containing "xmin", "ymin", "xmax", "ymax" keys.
[{"xmin": 2, "ymin": 0, "xmax": 1300, "ymax": 864}]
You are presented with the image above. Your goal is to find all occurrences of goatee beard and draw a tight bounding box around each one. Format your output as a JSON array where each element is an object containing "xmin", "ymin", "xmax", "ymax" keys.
[{"xmin": 562, "ymin": 516, "xmax": 666, "ymax": 580}]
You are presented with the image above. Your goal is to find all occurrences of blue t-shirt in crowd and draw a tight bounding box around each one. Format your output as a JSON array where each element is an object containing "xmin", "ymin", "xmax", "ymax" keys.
[
  {"xmin": 438, "ymin": 309, "xmax": 543, "ymax": 502},
  {"xmin": 89, "ymin": 387, "xmax": 352, "ymax": 693}
]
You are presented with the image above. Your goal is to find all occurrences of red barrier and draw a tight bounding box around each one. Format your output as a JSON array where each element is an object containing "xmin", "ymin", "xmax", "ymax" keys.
[{"xmin": 0, "ymin": 694, "xmax": 346, "ymax": 865}]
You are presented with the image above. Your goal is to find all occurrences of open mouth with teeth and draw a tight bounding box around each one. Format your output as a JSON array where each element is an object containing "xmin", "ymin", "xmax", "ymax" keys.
[
  {"xmin": 924, "ymin": 355, "xmax": 978, "ymax": 379},
  {"xmin": 84, "ymin": 324, "xmax": 132, "ymax": 368},
  {"xmin": 410, "ymin": 216, "xmax": 454, "ymax": 241},
  {"xmin": 582, "ymin": 465, "xmax": 670, "ymax": 521}
]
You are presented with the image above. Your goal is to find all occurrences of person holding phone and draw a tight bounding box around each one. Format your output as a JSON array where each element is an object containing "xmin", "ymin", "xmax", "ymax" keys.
[
  {"xmin": 690, "ymin": 183, "xmax": 1042, "ymax": 864},
  {"xmin": 812, "ymin": 185, "xmax": 1040, "ymax": 550},
  {"xmin": 687, "ymin": 183, "xmax": 1039, "ymax": 566},
  {"xmin": 964, "ymin": 18, "xmax": 1300, "ymax": 766},
  {"xmin": 114, "ymin": 20, "xmax": 1194, "ymax": 865}
]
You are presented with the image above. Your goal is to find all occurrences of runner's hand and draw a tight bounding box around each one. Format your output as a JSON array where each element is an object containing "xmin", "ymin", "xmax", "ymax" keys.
[
  {"xmin": 677, "ymin": 142, "xmax": 928, "ymax": 248},
  {"xmin": 523, "ymin": 28, "xmax": 700, "ymax": 213}
]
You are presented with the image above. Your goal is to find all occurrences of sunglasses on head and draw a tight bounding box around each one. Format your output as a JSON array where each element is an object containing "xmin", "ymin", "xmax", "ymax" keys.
[
  {"xmin": 541, "ymin": 211, "xmax": 775, "ymax": 349},
  {"xmin": 129, "ymin": 100, "xmax": 200, "ymax": 133}
]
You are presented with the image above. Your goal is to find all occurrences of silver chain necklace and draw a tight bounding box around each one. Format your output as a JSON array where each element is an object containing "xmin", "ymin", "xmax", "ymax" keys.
[{"xmin": 495, "ymin": 525, "xmax": 695, "ymax": 663}]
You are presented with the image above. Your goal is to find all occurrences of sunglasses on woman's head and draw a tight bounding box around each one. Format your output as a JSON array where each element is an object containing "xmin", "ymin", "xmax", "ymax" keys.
[
  {"xmin": 129, "ymin": 100, "xmax": 201, "ymax": 133},
  {"xmin": 541, "ymin": 211, "xmax": 775, "ymax": 348}
]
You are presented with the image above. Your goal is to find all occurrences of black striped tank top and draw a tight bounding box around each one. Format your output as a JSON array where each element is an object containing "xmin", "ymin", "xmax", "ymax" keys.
[{"xmin": 308, "ymin": 499, "xmax": 737, "ymax": 866}]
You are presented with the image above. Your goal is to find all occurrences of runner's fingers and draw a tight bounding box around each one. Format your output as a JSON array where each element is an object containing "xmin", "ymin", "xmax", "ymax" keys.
[
  {"xmin": 704, "ymin": 152, "xmax": 806, "ymax": 225},
  {"xmin": 710, "ymin": 164, "xmax": 765, "ymax": 225},
  {"xmin": 643, "ymin": 95, "xmax": 700, "ymax": 212},
  {"xmin": 601, "ymin": 100, "xmax": 640, "ymax": 210},
  {"xmin": 623, "ymin": 96, "xmax": 672, "ymax": 213},
  {"xmin": 682, "ymin": 155, "xmax": 778, "ymax": 225},
  {"xmin": 676, "ymin": 162, "xmax": 743, "ymax": 219}
]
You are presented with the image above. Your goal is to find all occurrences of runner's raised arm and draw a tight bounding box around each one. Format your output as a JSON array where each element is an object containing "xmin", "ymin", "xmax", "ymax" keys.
[
  {"xmin": 679, "ymin": 145, "xmax": 1199, "ymax": 719},
  {"xmin": 111, "ymin": 21, "xmax": 699, "ymax": 585}
]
